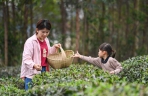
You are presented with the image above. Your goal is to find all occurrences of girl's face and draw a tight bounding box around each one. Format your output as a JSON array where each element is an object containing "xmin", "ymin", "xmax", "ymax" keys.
[
  {"xmin": 36, "ymin": 28, "xmax": 50, "ymax": 40},
  {"xmin": 98, "ymin": 49, "xmax": 106, "ymax": 58}
]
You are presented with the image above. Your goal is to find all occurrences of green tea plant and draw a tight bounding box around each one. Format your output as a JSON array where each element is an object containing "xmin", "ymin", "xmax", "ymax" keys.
[
  {"xmin": 118, "ymin": 55, "xmax": 148, "ymax": 84},
  {"xmin": 1, "ymin": 55, "xmax": 148, "ymax": 95}
]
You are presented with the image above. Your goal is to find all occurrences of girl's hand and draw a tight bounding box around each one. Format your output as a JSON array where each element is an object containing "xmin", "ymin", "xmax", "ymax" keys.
[
  {"xmin": 54, "ymin": 43, "xmax": 61, "ymax": 49},
  {"xmin": 33, "ymin": 64, "xmax": 42, "ymax": 71},
  {"xmin": 73, "ymin": 51, "xmax": 81, "ymax": 58},
  {"xmin": 110, "ymin": 70, "xmax": 115, "ymax": 74}
]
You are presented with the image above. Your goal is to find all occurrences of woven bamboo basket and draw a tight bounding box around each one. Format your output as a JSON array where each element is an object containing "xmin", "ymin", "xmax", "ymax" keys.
[{"xmin": 47, "ymin": 47, "xmax": 74, "ymax": 69}]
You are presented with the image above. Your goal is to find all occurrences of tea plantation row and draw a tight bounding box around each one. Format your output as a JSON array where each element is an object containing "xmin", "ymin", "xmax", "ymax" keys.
[{"xmin": 0, "ymin": 55, "xmax": 148, "ymax": 96}]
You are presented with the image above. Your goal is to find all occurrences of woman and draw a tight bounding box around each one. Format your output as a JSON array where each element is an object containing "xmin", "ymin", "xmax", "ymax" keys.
[{"xmin": 20, "ymin": 19, "xmax": 61, "ymax": 90}]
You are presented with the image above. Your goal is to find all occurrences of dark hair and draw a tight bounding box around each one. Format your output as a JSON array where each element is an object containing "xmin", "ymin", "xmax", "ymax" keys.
[
  {"xmin": 36, "ymin": 19, "xmax": 51, "ymax": 30},
  {"xmin": 99, "ymin": 43, "xmax": 116, "ymax": 58}
]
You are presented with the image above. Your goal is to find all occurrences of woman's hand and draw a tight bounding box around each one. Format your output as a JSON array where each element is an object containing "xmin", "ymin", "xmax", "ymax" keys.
[
  {"xmin": 21, "ymin": 77, "xmax": 25, "ymax": 81},
  {"xmin": 73, "ymin": 51, "xmax": 81, "ymax": 58},
  {"xmin": 54, "ymin": 43, "xmax": 61, "ymax": 49},
  {"xmin": 33, "ymin": 64, "xmax": 42, "ymax": 71}
]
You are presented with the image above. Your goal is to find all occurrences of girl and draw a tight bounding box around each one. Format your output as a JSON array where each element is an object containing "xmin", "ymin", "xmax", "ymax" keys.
[
  {"xmin": 73, "ymin": 43, "xmax": 122, "ymax": 74},
  {"xmin": 20, "ymin": 19, "xmax": 61, "ymax": 90}
]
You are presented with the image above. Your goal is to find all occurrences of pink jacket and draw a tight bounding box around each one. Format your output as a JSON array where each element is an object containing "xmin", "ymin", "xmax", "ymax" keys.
[{"xmin": 20, "ymin": 34, "xmax": 56, "ymax": 79}]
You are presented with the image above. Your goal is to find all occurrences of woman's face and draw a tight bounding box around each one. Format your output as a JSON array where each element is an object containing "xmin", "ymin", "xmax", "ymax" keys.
[{"xmin": 36, "ymin": 28, "xmax": 50, "ymax": 40}]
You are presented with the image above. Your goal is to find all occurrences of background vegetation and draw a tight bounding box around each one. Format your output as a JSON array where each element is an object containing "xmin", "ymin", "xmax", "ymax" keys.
[{"xmin": 0, "ymin": 0, "xmax": 148, "ymax": 66}]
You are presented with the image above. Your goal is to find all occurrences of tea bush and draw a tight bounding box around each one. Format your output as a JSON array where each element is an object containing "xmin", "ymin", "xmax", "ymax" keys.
[
  {"xmin": 0, "ymin": 55, "xmax": 148, "ymax": 95},
  {"xmin": 119, "ymin": 55, "xmax": 148, "ymax": 84},
  {"xmin": 0, "ymin": 66, "xmax": 21, "ymax": 78}
]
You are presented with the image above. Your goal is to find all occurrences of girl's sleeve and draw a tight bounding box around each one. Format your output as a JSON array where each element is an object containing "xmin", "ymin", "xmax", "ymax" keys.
[
  {"xmin": 110, "ymin": 58, "xmax": 122, "ymax": 74},
  {"xmin": 80, "ymin": 55, "xmax": 102, "ymax": 68},
  {"xmin": 23, "ymin": 40, "xmax": 35, "ymax": 69}
]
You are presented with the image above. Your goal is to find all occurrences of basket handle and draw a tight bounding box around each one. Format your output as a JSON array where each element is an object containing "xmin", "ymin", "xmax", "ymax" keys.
[{"xmin": 60, "ymin": 47, "xmax": 67, "ymax": 59}]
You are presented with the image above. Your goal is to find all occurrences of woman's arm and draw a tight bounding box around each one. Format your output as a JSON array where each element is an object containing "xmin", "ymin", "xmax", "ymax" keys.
[
  {"xmin": 23, "ymin": 40, "xmax": 41, "ymax": 71},
  {"xmin": 23, "ymin": 40, "xmax": 35, "ymax": 70},
  {"xmin": 48, "ymin": 43, "xmax": 61, "ymax": 54}
]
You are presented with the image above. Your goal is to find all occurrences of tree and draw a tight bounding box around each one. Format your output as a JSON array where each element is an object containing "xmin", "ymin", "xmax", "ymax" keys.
[
  {"xmin": 3, "ymin": 0, "xmax": 8, "ymax": 66},
  {"xmin": 75, "ymin": 0, "xmax": 80, "ymax": 52},
  {"xmin": 23, "ymin": 0, "xmax": 29, "ymax": 41},
  {"xmin": 134, "ymin": 0, "xmax": 140, "ymax": 56},
  {"xmin": 60, "ymin": 0, "xmax": 67, "ymax": 49}
]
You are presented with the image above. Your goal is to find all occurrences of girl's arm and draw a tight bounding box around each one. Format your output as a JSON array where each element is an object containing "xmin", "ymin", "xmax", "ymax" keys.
[
  {"xmin": 109, "ymin": 58, "xmax": 122, "ymax": 74},
  {"xmin": 73, "ymin": 51, "xmax": 102, "ymax": 68}
]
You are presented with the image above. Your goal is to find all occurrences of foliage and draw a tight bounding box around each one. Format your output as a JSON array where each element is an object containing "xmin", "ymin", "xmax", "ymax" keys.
[
  {"xmin": 119, "ymin": 55, "xmax": 148, "ymax": 84},
  {"xmin": 1, "ymin": 55, "xmax": 148, "ymax": 95},
  {"xmin": 0, "ymin": 66, "xmax": 21, "ymax": 78}
]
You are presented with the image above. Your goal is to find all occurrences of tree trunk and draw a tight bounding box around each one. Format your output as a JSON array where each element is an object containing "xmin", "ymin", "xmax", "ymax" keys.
[
  {"xmin": 23, "ymin": 1, "xmax": 29, "ymax": 42},
  {"xmin": 116, "ymin": 0, "xmax": 122, "ymax": 60},
  {"xmin": 75, "ymin": 8, "xmax": 80, "ymax": 52},
  {"xmin": 74, "ymin": 0, "xmax": 80, "ymax": 62},
  {"xmin": 108, "ymin": 5, "xmax": 113, "ymax": 44},
  {"xmin": 3, "ymin": 1, "xmax": 8, "ymax": 66},
  {"xmin": 30, "ymin": 0, "xmax": 33, "ymax": 36},
  {"xmin": 125, "ymin": 0, "xmax": 129, "ymax": 39},
  {"xmin": 125, "ymin": 0, "xmax": 131, "ymax": 59},
  {"xmin": 83, "ymin": 12, "xmax": 89, "ymax": 55},
  {"xmin": 99, "ymin": 2, "xmax": 105, "ymax": 43},
  {"xmin": 6, "ymin": 0, "xmax": 9, "ymax": 28},
  {"xmin": 60, "ymin": 0, "xmax": 67, "ymax": 49},
  {"xmin": 134, "ymin": 0, "xmax": 140, "ymax": 56},
  {"xmin": 142, "ymin": 0, "xmax": 148, "ymax": 53},
  {"xmin": 12, "ymin": 0, "xmax": 16, "ymax": 33},
  {"xmin": 70, "ymin": 5, "xmax": 74, "ymax": 49}
]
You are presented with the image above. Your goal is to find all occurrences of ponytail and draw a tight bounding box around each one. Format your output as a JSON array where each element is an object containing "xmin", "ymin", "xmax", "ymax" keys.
[{"xmin": 111, "ymin": 50, "xmax": 116, "ymax": 58}]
